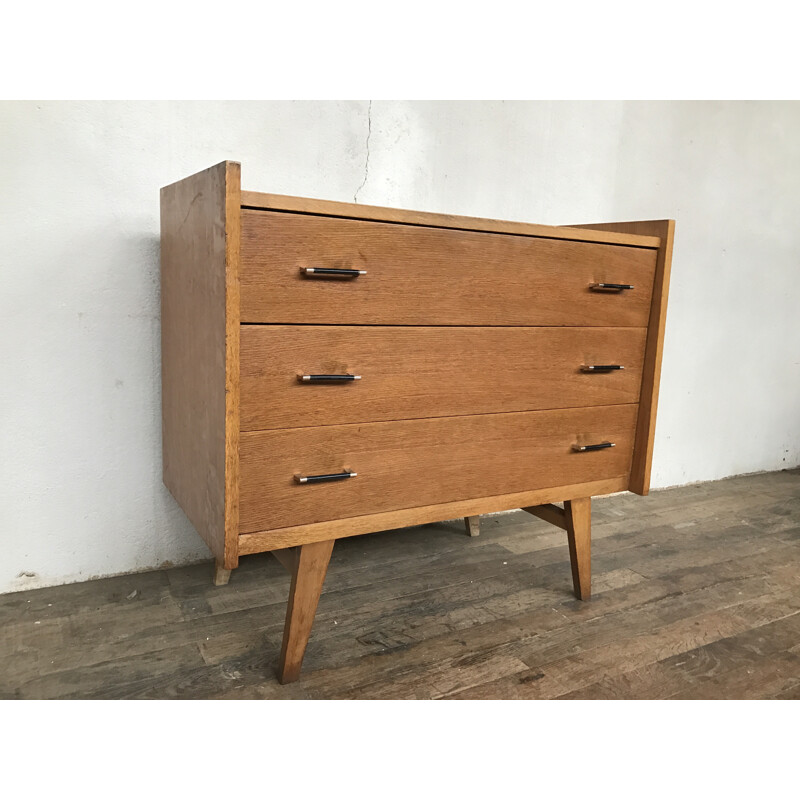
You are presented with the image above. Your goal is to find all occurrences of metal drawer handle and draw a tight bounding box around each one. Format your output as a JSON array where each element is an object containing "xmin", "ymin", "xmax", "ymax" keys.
[
  {"xmin": 300, "ymin": 267, "xmax": 366, "ymax": 277},
  {"xmin": 299, "ymin": 374, "xmax": 361, "ymax": 382},
  {"xmin": 294, "ymin": 471, "xmax": 357, "ymax": 484},
  {"xmin": 581, "ymin": 365, "xmax": 624, "ymax": 372},
  {"xmin": 590, "ymin": 282, "xmax": 634, "ymax": 291},
  {"xmin": 572, "ymin": 442, "xmax": 615, "ymax": 452}
]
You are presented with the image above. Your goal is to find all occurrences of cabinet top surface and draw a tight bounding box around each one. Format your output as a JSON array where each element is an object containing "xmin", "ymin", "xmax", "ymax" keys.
[{"xmin": 240, "ymin": 189, "xmax": 663, "ymax": 250}]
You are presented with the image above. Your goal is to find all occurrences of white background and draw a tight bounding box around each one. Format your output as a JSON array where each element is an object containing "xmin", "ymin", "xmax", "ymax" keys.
[{"xmin": 2, "ymin": 100, "xmax": 799, "ymax": 594}]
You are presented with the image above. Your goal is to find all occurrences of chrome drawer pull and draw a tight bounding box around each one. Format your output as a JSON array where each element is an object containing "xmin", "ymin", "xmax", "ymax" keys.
[
  {"xmin": 299, "ymin": 374, "xmax": 361, "ymax": 382},
  {"xmin": 572, "ymin": 442, "xmax": 615, "ymax": 452},
  {"xmin": 581, "ymin": 365, "xmax": 624, "ymax": 372},
  {"xmin": 590, "ymin": 282, "xmax": 634, "ymax": 291},
  {"xmin": 300, "ymin": 267, "xmax": 366, "ymax": 277},
  {"xmin": 295, "ymin": 471, "xmax": 357, "ymax": 484}
]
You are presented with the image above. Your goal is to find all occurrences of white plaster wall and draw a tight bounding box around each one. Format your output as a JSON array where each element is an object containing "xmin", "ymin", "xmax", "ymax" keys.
[{"xmin": 2, "ymin": 101, "xmax": 799, "ymax": 594}]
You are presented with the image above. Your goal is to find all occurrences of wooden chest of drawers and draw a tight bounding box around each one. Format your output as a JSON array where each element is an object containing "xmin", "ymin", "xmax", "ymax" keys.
[{"xmin": 161, "ymin": 161, "xmax": 674, "ymax": 683}]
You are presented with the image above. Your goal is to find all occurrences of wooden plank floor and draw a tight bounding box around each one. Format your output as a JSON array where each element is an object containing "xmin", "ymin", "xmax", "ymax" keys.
[{"xmin": 2, "ymin": 469, "xmax": 799, "ymax": 699}]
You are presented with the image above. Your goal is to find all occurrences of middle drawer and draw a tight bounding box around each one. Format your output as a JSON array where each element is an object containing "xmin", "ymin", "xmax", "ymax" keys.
[{"xmin": 240, "ymin": 325, "xmax": 647, "ymax": 431}]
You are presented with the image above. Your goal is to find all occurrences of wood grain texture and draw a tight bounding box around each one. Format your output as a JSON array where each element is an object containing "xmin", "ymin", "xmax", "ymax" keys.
[
  {"xmin": 238, "ymin": 476, "xmax": 629, "ymax": 553},
  {"xmin": 240, "ymin": 210, "xmax": 658, "ymax": 326},
  {"xmin": 160, "ymin": 161, "xmax": 241, "ymax": 568},
  {"xmin": 4, "ymin": 469, "xmax": 796, "ymax": 699},
  {"xmin": 224, "ymin": 163, "xmax": 242, "ymax": 566},
  {"xmin": 565, "ymin": 497, "xmax": 592, "ymax": 600},
  {"xmin": 239, "ymin": 405, "xmax": 637, "ymax": 533},
  {"xmin": 278, "ymin": 539, "xmax": 335, "ymax": 684},
  {"xmin": 566, "ymin": 220, "xmax": 675, "ymax": 495},
  {"xmin": 240, "ymin": 325, "xmax": 646, "ymax": 431},
  {"xmin": 240, "ymin": 191, "xmax": 662, "ymax": 249}
]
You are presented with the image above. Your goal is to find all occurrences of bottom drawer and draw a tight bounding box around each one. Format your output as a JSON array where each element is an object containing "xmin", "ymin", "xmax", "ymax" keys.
[{"xmin": 239, "ymin": 405, "xmax": 637, "ymax": 533}]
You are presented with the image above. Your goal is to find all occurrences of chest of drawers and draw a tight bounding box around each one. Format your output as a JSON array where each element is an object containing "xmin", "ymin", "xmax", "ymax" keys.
[{"xmin": 161, "ymin": 161, "xmax": 674, "ymax": 683}]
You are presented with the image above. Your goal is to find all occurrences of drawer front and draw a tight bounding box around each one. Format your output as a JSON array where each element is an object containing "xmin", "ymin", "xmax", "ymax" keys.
[
  {"xmin": 241, "ymin": 325, "xmax": 647, "ymax": 431},
  {"xmin": 240, "ymin": 211, "xmax": 657, "ymax": 326},
  {"xmin": 239, "ymin": 404, "xmax": 637, "ymax": 532}
]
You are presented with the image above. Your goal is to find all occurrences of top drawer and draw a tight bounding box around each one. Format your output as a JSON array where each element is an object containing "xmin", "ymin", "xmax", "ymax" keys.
[{"xmin": 240, "ymin": 210, "xmax": 658, "ymax": 326}]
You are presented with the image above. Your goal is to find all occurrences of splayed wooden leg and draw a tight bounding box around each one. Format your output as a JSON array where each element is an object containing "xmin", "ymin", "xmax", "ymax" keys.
[
  {"xmin": 213, "ymin": 560, "xmax": 231, "ymax": 586},
  {"xmin": 276, "ymin": 539, "xmax": 335, "ymax": 684},
  {"xmin": 464, "ymin": 516, "xmax": 481, "ymax": 537},
  {"xmin": 564, "ymin": 498, "xmax": 591, "ymax": 600}
]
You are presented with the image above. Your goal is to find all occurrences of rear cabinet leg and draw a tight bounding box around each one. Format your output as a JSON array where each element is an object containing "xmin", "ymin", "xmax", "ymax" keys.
[
  {"xmin": 564, "ymin": 498, "xmax": 591, "ymax": 600},
  {"xmin": 277, "ymin": 539, "xmax": 336, "ymax": 684},
  {"xmin": 464, "ymin": 515, "xmax": 480, "ymax": 537},
  {"xmin": 213, "ymin": 560, "xmax": 232, "ymax": 586}
]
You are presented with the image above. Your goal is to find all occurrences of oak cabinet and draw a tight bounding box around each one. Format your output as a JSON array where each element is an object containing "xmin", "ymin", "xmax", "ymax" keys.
[{"xmin": 161, "ymin": 161, "xmax": 674, "ymax": 683}]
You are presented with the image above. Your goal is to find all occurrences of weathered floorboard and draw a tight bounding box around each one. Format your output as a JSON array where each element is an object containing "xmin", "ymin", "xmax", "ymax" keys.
[{"xmin": 0, "ymin": 468, "xmax": 798, "ymax": 699}]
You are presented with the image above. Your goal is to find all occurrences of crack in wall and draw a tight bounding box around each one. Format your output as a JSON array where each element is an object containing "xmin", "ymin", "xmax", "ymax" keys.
[{"xmin": 354, "ymin": 100, "xmax": 372, "ymax": 203}]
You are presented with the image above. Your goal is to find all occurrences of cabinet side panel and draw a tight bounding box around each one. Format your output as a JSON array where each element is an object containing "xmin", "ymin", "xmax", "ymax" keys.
[
  {"xmin": 565, "ymin": 220, "xmax": 675, "ymax": 495},
  {"xmin": 223, "ymin": 163, "xmax": 242, "ymax": 567},
  {"xmin": 160, "ymin": 161, "xmax": 240, "ymax": 564}
]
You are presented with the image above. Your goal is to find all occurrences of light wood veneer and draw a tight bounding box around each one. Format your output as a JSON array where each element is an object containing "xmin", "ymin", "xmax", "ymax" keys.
[
  {"xmin": 240, "ymin": 210, "xmax": 657, "ymax": 326},
  {"xmin": 240, "ymin": 325, "xmax": 646, "ymax": 430},
  {"xmin": 161, "ymin": 161, "xmax": 674, "ymax": 683},
  {"xmin": 239, "ymin": 404, "xmax": 638, "ymax": 532}
]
